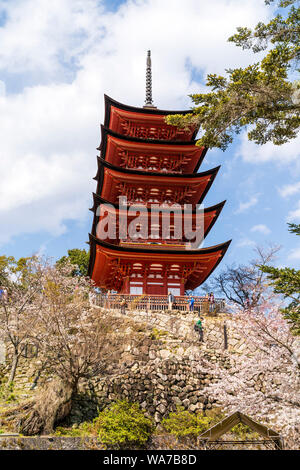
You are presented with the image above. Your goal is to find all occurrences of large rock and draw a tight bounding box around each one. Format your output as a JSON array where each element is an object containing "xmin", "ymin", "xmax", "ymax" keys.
[{"xmin": 159, "ymin": 350, "xmax": 171, "ymax": 360}]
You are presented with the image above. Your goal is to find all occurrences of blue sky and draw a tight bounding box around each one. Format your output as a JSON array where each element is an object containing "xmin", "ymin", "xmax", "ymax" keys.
[{"xmin": 0, "ymin": 0, "xmax": 299, "ymax": 273}]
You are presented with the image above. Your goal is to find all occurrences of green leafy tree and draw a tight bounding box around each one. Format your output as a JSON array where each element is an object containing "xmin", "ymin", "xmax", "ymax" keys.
[
  {"xmin": 57, "ymin": 248, "xmax": 89, "ymax": 277},
  {"xmin": 13, "ymin": 257, "xmax": 41, "ymax": 288},
  {"xmin": 0, "ymin": 256, "xmax": 15, "ymax": 287},
  {"xmin": 166, "ymin": 0, "xmax": 300, "ymax": 150},
  {"xmin": 260, "ymin": 223, "xmax": 300, "ymax": 335}
]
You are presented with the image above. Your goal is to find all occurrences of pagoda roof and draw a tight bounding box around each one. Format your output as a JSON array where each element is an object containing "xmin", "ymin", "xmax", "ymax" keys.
[
  {"xmin": 98, "ymin": 126, "xmax": 206, "ymax": 174},
  {"xmin": 90, "ymin": 192, "xmax": 225, "ymax": 214},
  {"xmin": 88, "ymin": 234, "xmax": 231, "ymax": 291},
  {"xmin": 104, "ymin": 94, "xmax": 195, "ymax": 120},
  {"xmin": 90, "ymin": 193, "xmax": 225, "ymax": 242},
  {"xmin": 104, "ymin": 95, "xmax": 198, "ymax": 142},
  {"xmin": 94, "ymin": 158, "xmax": 220, "ymax": 206}
]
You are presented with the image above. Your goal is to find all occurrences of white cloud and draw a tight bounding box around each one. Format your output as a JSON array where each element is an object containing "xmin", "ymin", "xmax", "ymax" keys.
[
  {"xmin": 236, "ymin": 238, "xmax": 256, "ymax": 248},
  {"xmin": 250, "ymin": 224, "xmax": 271, "ymax": 235},
  {"xmin": 279, "ymin": 181, "xmax": 300, "ymax": 198},
  {"xmin": 288, "ymin": 246, "xmax": 300, "ymax": 261},
  {"xmin": 234, "ymin": 195, "xmax": 259, "ymax": 214},
  {"xmin": 0, "ymin": 0, "xmax": 104, "ymax": 78},
  {"xmin": 0, "ymin": 0, "xmax": 273, "ymax": 244},
  {"xmin": 287, "ymin": 201, "xmax": 300, "ymax": 222},
  {"xmin": 0, "ymin": 80, "xmax": 5, "ymax": 96},
  {"xmin": 236, "ymin": 131, "xmax": 300, "ymax": 165}
]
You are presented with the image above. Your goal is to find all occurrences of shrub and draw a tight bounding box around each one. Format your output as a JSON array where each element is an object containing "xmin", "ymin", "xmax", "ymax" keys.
[
  {"xmin": 55, "ymin": 422, "xmax": 92, "ymax": 437},
  {"xmin": 162, "ymin": 407, "xmax": 261, "ymax": 444},
  {"xmin": 93, "ymin": 400, "xmax": 154, "ymax": 449},
  {"xmin": 231, "ymin": 423, "xmax": 260, "ymax": 440},
  {"xmin": 161, "ymin": 407, "xmax": 224, "ymax": 440}
]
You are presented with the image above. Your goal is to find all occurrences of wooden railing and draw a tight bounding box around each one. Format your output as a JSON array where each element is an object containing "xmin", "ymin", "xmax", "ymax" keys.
[{"xmin": 92, "ymin": 293, "xmax": 225, "ymax": 314}]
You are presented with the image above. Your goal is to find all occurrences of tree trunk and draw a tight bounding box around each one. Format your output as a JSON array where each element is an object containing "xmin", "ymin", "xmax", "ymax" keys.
[
  {"xmin": 19, "ymin": 378, "xmax": 74, "ymax": 435},
  {"xmin": 6, "ymin": 352, "xmax": 19, "ymax": 388}
]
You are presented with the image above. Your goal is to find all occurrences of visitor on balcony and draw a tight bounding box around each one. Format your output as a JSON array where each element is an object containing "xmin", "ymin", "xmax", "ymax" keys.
[
  {"xmin": 189, "ymin": 296, "xmax": 195, "ymax": 312},
  {"xmin": 168, "ymin": 291, "xmax": 174, "ymax": 310},
  {"xmin": 203, "ymin": 292, "xmax": 209, "ymax": 314},
  {"xmin": 120, "ymin": 297, "xmax": 127, "ymax": 315},
  {"xmin": 209, "ymin": 292, "xmax": 215, "ymax": 313}
]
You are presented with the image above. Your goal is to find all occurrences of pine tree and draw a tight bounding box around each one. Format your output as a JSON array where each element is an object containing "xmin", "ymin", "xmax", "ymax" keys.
[
  {"xmin": 167, "ymin": 0, "xmax": 300, "ymax": 151},
  {"xmin": 260, "ymin": 223, "xmax": 300, "ymax": 335}
]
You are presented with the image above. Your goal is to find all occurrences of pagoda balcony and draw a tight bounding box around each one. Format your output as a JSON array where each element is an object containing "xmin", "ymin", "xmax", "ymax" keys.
[
  {"xmin": 92, "ymin": 292, "xmax": 226, "ymax": 314},
  {"xmin": 119, "ymin": 240, "xmax": 190, "ymax": 250}
]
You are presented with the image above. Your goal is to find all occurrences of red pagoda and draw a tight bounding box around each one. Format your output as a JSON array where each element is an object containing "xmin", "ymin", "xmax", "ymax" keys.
[{"xmin": 88, "ymin": 51, "xmax": 230, "ymax": 296}]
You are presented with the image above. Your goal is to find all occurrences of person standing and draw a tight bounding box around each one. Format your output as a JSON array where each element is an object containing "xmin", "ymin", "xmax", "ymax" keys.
[
  {"xmin": 209, "ymin": 292, "xmax": 215, "ymax": 313},
  {"xmin": 189, "ymin": 296, "xmax": 195, "ymax": 312},
  {"xmin": 204, "ymin": 292, "xmax": 209, "ymax": 314},
  {"xmin": 120, "ymin": 297, "xmax": 127, "ymax": 315},
  {"xmin": 168, "ymin": 291, "xmax": 174, "ymax": 310},
  {"xmin": 195, "ymin": 318, "xmax": 204, "ymax": 342}
]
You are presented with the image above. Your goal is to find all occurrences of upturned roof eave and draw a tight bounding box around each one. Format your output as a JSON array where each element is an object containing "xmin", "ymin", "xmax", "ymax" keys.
[
  {"xmin": 88, "ymin": 233, "xmax": 231, "ymax": 286},
  {"xmin": 103, "ymin": 94, "xmax": 199, "ymax": 140},
  {"xmin": 96, "ymin": 156, "xmax": 220, "ymax": 180},
  {"xmin": 98, "ymin": 125, "xmax": 201, "ymax": 149},
  {"xmin": 89, "ymin": 194, "xmax": 226, "ymax": 241},
  {"xmin": 89, "ymin": 232, "xmax": 231, "ymax": 256},
  {"xmin": 90, "ymin": 192, "xmax": 226, "ymax": 214}
]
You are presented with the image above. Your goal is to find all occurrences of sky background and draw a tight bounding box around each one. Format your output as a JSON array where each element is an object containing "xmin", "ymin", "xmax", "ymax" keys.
[{"xmin": 0, "ymin": 0, "xmax": 300, "ymax": 274}]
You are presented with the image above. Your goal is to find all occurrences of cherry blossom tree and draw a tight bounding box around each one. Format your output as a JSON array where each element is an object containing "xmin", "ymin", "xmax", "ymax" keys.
[
  {"xmin": 0, "ymin": 257, "xmax": 147, "ymax": 434},
  {"xmin": 202, "ymin": 293, "xmax": 300, "ymax": 448},
  {"xmin": 16, "ymin": 260, "xmax": 129, "ymax": 435},
  {"xmin": 0, "ymin": 256, "xmax": 46, "ymax": 386}
]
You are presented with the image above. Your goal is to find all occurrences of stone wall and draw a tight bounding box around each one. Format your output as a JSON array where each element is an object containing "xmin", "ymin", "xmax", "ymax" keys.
[
  {"xmin": 75, "ymin": 352, "xmax": 226, "ymax": 424},
  {"xmin": 68, "ymin": 308, "xmax": 235, "ymax": 424},
  {"xmin": 99, "ymin": 307, "xmax": 246, "ymax": 353},
  {"xmin": 0, "ymin": 308, "xmax": 241, "ymax": 424}
]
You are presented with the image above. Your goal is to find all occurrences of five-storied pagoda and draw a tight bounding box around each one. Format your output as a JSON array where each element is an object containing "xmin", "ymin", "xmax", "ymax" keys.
[{"xmin": 88, "ymin": 51, "xmax": 231, "ymax": 296}]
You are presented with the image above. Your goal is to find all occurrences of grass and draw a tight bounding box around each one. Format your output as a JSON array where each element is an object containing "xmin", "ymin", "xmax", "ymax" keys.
[
  {"xmin": 150, "ymin": 328, "xmax": 169, "ymax": 340},
  {"xmin": 55, "ymin": 422, "xmax": 93, "ymax": 437},
  {"xmin": 0, "ymin": 380, "xmax": 28, "ymax": 405}
]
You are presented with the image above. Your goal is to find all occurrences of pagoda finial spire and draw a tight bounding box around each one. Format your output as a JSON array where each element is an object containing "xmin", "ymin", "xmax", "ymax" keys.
[{"xmin": 143, "ymin": 50, "xmax": 157, "ymax": 109}]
